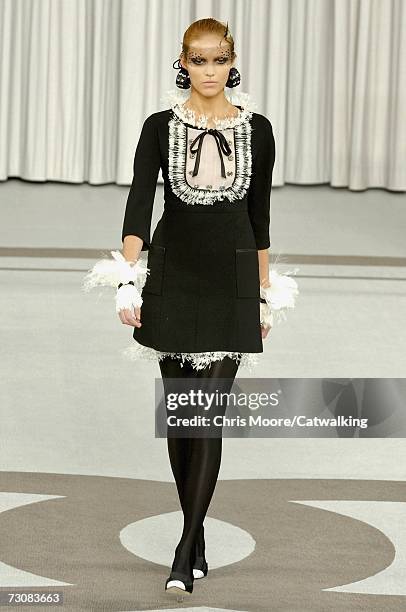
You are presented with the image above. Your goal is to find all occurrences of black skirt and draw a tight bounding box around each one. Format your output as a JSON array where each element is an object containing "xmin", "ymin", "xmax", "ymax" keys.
[{"xmin": 133, "ymin": 198, "xmax": 263, "ymax": 354}]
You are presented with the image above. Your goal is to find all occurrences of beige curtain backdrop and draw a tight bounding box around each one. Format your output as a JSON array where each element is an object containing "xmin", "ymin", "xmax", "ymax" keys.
[{"xmin": 0, "ymin": 0, "xmax": 404, "ymax": 190}]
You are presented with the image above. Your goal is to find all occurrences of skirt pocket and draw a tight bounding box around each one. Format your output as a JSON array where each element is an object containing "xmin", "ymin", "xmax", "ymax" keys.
[
  {"xmin": 143, "ymin": 244, "xmax": 166, "ymax": 295},
  {"xmin": 235, "ymin": 248, "xmax": 260, "ymax": 298}
]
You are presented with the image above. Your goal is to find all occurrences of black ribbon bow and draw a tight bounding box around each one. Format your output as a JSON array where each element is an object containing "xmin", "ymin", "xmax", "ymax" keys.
[{"xmin": 189, "ymin": 128, "xmax": 232, "ymax": 178}]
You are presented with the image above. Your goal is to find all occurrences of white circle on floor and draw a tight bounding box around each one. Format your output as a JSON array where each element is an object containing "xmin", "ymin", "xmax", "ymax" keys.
[{"xmin": 120, "ymin": 510, "xmax": 256, "ymax": 569}]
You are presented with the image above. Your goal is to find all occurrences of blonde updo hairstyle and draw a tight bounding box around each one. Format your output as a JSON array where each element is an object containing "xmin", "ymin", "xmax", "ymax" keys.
[{"xmin": 180, "ymin": 18, "xmax": 236, "ymax": 64}]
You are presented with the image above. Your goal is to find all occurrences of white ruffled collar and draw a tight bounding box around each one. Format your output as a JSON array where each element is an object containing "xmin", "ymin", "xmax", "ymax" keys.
[{"xmin": 161, "ymin": 88, "xmax": 257, "ymax": 130}]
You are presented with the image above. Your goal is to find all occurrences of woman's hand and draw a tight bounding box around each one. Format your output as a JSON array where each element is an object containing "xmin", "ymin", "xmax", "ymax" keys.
[
  {"xmin": 118, "ymin": 305, "xmax": 142, "ymax": 328},
  {"xmin": 115, "ymin": 283, "xmax": 143, "ymax": 327},
  {"xmin": 261, "ymin": 322, "xmax": 272, "ymax": 339},
  {"xmin": 259, "ymin": 279, "xmax": 273, "ymax": 339}
]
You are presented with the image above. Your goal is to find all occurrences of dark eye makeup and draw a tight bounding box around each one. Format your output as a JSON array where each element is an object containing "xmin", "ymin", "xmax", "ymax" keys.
[{"xmin": 191, "ymin": 57, "xmax": 228, "ymax": 64}]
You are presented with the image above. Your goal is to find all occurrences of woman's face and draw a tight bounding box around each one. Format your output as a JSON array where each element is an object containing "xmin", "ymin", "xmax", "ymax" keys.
[{"xmin": 180, "ymin": 34, "xmax": 235, "ymax": 97}]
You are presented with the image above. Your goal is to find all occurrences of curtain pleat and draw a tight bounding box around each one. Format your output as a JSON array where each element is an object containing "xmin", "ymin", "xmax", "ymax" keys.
[{"xmin": 0, "ymin": 0, "xmax": 404, "ymax": 190}]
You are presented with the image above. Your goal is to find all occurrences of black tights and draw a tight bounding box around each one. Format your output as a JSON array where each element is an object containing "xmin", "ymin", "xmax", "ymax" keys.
[{"xmin": 159, "ymin": 355, "xmax": 239, "ymax": 579}]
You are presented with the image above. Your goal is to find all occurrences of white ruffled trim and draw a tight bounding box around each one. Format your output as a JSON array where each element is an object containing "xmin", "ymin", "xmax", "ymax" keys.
[
  {"xmin": 161, "ymin": 88, "xmax": 258, "ymax": 130},
  {"xmin": 168, "ymin": 112, "xmax": 252, "ymax": 205},
  {"xmin": 164, "ymin": 89, "xmax": 255, "ymax": 206},
  {"xmin": 122, "ymin": 343, "xmax": 259, "ymax": 372}
]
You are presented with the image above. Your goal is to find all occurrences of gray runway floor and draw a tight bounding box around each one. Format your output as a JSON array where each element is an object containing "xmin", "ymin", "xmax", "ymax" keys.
[{"xmin": 1, "ymin": 179, "xmax": 406, "ymax": 610}]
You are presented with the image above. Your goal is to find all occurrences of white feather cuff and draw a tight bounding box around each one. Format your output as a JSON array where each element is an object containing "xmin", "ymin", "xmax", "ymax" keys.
[
  {"xmin": 82, "ymin": 250, "xmax": 149, "ymax": 292},
  {"xmin": 260, "ymin": 267, "xmax": 299, "ymax": 325},
  {"xmin": 115, "ymin": 283, "xmax": 143, "ymax": 312}
]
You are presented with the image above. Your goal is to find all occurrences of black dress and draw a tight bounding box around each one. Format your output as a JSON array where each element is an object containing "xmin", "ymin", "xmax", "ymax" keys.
[{"xmin": 121, "ymin": 89, "xmax": 276, "ymax": 371}]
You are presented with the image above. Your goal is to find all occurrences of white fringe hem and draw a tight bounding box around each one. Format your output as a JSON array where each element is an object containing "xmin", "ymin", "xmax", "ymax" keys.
[{"xmin": 122, "ymin": 343, "xmax": 260, "ymax": 372}]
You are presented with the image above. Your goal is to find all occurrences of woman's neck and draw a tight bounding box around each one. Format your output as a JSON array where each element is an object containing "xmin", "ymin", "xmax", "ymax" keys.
[{"xmin": 183, "ymin": 90, "xmax": 239, "ymax": 126}]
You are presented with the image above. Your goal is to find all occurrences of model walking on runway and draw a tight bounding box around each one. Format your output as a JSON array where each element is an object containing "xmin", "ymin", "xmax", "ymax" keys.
[{"xmin": 84, "ymin": 17, "xmax": 286, "ymax": 602}]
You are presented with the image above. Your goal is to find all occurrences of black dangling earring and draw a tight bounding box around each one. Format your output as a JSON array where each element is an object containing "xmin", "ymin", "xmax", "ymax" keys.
[
  {"xmin": 226, "ymin": 67, "xmax": 241, "ymax": 88},
  {"xmin": 172, "ymin": 58, "xmax": 190, "ymax": 89}
]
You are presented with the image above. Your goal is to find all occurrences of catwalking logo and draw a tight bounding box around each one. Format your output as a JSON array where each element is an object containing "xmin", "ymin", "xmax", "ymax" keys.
[{"xmin": 246, "ymin": 415, "xmax": 369, "ymax": 429}]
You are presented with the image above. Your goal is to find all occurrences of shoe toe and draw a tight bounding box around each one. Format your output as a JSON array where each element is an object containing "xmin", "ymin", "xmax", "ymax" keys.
[
  {"xmin": 193, "ymin": 568, "xmax": 205, "ymax": 579},
  {"xmin": 166, "ymin": 579, "xmax": 187, "ymax": 590}
]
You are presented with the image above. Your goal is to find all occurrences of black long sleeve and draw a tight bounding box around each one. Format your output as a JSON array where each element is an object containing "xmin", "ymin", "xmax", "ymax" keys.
[
  {"xmin": 121, "ymin": 114, "xmax": 161, "ymax": 250},
  {"xmin": 247, "ymin": 115, "xmax": 276, "ymax": 250}
]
